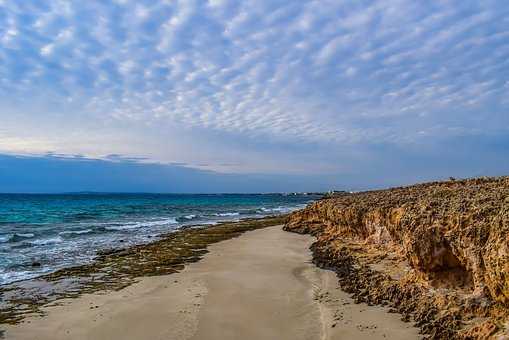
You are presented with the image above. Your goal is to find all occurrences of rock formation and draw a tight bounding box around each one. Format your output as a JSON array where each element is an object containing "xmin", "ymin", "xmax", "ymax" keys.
[{"xmin": 285, "ymin": 176, "xmax": 509, "ymax": 339}]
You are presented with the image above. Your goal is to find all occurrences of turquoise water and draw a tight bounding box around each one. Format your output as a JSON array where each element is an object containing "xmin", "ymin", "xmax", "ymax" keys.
[{"xmin": 0, "ymin": 193, "xmax": 317, "ymax": 285}]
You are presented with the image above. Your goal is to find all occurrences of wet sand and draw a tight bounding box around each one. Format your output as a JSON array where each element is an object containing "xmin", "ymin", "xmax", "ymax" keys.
[{"xmin": 3, "ymin": 226, "xmax": 419, "ymax": 340}]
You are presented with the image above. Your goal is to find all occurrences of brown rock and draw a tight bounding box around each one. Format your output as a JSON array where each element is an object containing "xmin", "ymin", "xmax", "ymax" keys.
[{"xmin": 285, "ymin": 176, "xmax": 509, "ymax": 339}]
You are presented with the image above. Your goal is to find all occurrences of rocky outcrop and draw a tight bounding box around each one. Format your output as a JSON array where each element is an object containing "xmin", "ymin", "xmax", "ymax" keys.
[{"xmin": 285, "ymin": 176, "xmax": 509, "ymax": 339}]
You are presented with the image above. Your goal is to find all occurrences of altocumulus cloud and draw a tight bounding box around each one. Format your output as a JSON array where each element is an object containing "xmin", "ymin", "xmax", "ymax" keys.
[{"xmin": 0, "ymin": 0, "xmax": 508, "ymax": 188}]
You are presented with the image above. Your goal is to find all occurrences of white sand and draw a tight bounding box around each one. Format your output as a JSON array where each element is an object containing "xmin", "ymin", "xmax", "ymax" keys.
[{"xmin": 3, "ymin": 226, "xmax": 419, "ymax": 340}]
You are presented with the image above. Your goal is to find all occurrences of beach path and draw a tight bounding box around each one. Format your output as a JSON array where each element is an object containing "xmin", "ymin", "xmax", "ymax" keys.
[{"xmin": 3, "ymin": 226, "xmax": 419, "ymax": 340}]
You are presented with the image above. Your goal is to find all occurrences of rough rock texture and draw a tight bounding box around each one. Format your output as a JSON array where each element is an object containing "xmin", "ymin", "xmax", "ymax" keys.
[{"xmin": 285, "ymin": 177, "xmax": 509, "ymax": 339}]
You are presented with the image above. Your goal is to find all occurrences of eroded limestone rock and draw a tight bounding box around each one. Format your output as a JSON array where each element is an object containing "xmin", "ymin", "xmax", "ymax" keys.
[{"xmin": 285, "ymin": 176, "xmax": 509, "ymax": 339}]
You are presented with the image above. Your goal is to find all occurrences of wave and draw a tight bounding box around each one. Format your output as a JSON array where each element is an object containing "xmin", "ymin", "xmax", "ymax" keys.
[
  {"xmin": 16, "ymin": 233, "xmax": 35, "ymax": 238},
  {"xmin": 104, "ymin": 225, "xmax": 140, "ymax": 231},
  {"xmin": 59, "ymin": 229, "xmax": 94, "ymax": 236},
  {"xmin": 6, "ymin": 233, "xmax": 36, "ymax": 243},
  {"xmin": 29, "ymin": 237, "xmax": 63, "ymax": 246},
  {"xmin": 214, "ymin": 212, "xmax": 240, "ymax": 217},
  {"xmin": 259, "ymin": 205, "xmax": 304, "ymax": 214},
  {"xmin": 176, "ymin": 214, "xmax": 198, "ymax": 222},
  {"xmin": 105, "ymin": 218, "xmax": 178, "ymax": 231},
  {"xmin": 260, "ymin": 207, "xmax": 289, "ymax": 213},
  {"xmin": 139, "ymin": 218, "xmax": 178, "ymax": 227},
  {"xmin": 0, "ymin": 270, "xmax": 42, "ymax": 285},
  {"xmin": 0, "ymin": 235, "xmax": 9, "ymax": 243}
]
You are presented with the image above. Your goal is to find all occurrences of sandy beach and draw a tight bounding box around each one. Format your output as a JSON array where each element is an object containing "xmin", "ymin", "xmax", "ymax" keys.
[{"xmin": 3, "ymin": 226, "xmax": 419, "ymax": 340}]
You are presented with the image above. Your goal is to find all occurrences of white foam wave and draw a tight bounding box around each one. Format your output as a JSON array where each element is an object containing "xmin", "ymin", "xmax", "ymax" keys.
[
  {"xmin": 261, "ymin": 206, "xmax": 303, "ymax": 213},
  {"xmin": 105, "ymin": 218, "xmax": 178, "ymax": 231},
  {"xmin": 261, "ymin": 207, "xmax": 286, "ymax": 212},
  {"xmin": 0, "ymin": 270, "xmax": 41, "ymax": 285},
  {"xmin": 143, "ymin": 218, "xmax": 178, "ymax": 226},
  {"xmin": 105, "ymin": 224, "xmax": 140, "ymax": 231},
  {"xmin": 215, "ymin": 212, "xmax": 240, "ymax": 217},
  {"xmin": 30, "ymin": 237, "xmax": 63, "ymax": 246},
  {"xmin": 59, "ymin": 229, "xmax": 93, "ymax": 236},
  {"xmin": 15, "ymin": 233, "xmax": 35, "ymax": 238},
  {"xmin": 0, "ymin": 235, "xmax": 9, "ymax": 243}
]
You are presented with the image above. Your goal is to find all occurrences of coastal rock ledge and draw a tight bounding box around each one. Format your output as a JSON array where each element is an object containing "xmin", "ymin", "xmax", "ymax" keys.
[{"xmin": 284, "ymin": 176, "xmax": 509, "ymax": 339}]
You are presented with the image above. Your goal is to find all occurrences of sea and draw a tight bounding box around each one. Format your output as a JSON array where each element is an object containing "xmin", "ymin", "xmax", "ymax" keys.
[{"xmin": 0, "ymin": 193, "xmax": 318, "ymax": 285}]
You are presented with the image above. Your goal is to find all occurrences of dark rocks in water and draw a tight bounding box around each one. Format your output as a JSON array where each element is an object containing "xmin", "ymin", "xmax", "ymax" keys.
[
  {"xmin": 96, "ymin": 248, "xmax": 131, "ymax": 257},
  {"xmin": 31, "ymin": 262, "xmax": 41, "ymax": 267},
  {"xmin": 96, "ymin": 248, "xmax": 116, "ymax": 256}
]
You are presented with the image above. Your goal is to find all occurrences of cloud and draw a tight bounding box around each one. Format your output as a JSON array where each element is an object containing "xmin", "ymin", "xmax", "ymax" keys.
[
  {"xmin": 0, "ymin": 0, "xmax": 508, "ymax": 181},
  {"xmin": 0, "ymin": 153, "xmax": 344, "ymax": 193}
]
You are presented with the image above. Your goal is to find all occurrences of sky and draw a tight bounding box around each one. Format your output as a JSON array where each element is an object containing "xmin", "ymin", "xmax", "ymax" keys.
[{"xmin": 0, "ymin": 0, "xmax": 508, "ymax": 192}]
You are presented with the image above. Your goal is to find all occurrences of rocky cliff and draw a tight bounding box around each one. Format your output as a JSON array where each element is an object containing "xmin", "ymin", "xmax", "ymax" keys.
[{"xmin": 284, "ymin": 177, "xmax": 509, "ymax": 339}]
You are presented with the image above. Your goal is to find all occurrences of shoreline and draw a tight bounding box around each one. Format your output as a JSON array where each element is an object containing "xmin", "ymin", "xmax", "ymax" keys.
[
  {"xmin": 0, "ymin": 215, "xmax": 287, "ymax": 325},
  {"xmin": 0, "ymin": 194, "xmax": 318, "ymax": 288},
  {"xmin": 3, "ymin": 226, "xmax": 419, "ymax": 339}
]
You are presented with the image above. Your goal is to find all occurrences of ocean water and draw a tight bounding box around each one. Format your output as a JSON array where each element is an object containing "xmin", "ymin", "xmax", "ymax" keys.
[{"xmin": 0, "ymin": 193, "xmax": 317, "ymax": 285}]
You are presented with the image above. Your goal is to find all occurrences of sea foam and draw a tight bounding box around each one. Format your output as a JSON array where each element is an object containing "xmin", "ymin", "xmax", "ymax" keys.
[
  {"xmin": 105, "ymin": 218, "xmax": 178, "ymax": 231},
  {"xmin": 29, "ymin": 237, "xmax": 64, "ymax": 246},
  {"xmin": 59, "ymin": 229, "xmax": 94, "ymax": 236},
  {"xmin": 215, "ymin": 212, "xmax": 240, "ymax": 217}
]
